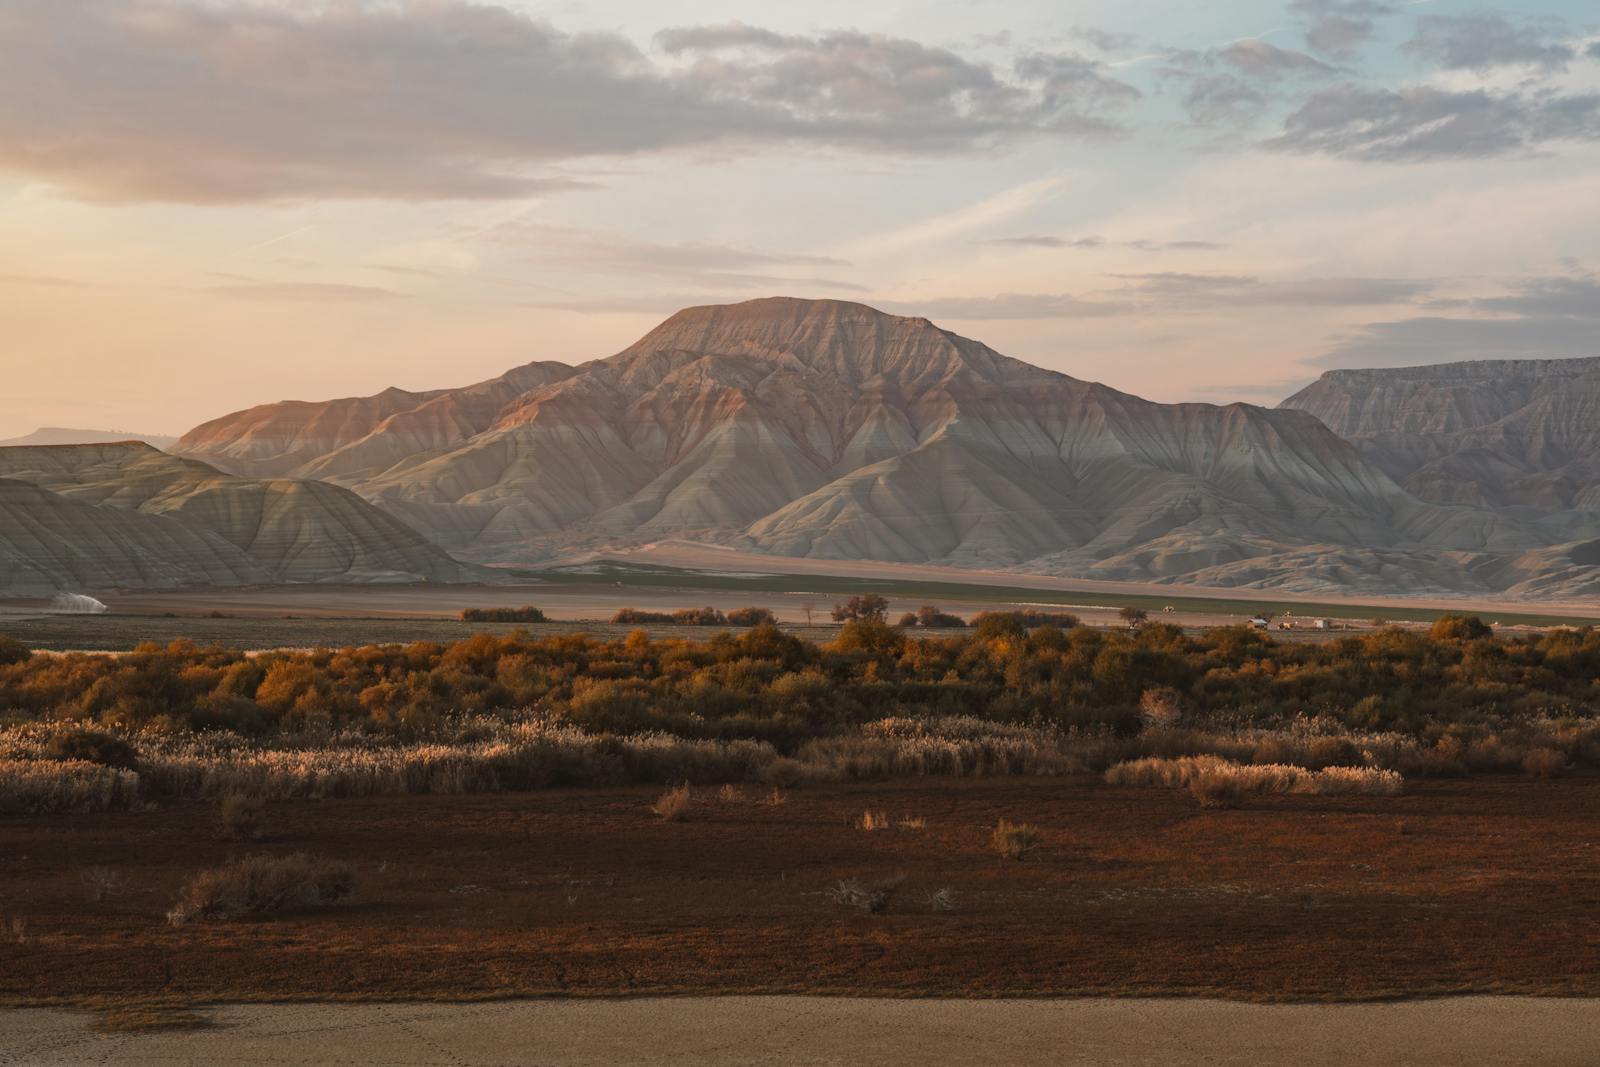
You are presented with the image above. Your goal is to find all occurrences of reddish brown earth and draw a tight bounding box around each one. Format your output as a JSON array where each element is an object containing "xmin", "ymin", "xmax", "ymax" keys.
[{"xmin": 2, "ymin": 776, "xmax": 1597, "ymax": 1004}]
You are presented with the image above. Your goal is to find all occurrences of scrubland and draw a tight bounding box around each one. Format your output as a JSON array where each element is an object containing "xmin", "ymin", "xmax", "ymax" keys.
[{"xmin": 0, "ymin": 613, "xmax": 1596, "ymax": 813}]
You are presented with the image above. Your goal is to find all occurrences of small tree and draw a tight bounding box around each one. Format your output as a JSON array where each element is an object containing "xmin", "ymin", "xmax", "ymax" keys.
[
  {"xmin": 1119, "ymin": 606, "xmax": 1148, "ymax": 628},
  {"xmin": 832, "ymin": 594, "xmax": 889, "ymax": 623}
]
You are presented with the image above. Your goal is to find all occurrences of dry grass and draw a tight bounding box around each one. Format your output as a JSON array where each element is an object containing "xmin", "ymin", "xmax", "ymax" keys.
[
  {"xmin": 1106, "ymin": 756, "xmax": 1404, "ymax": 804},
  {"xmin": 167, "ymin": 853, "xmax": 354, "ymax": 926},
  {"xmin": 992, "ymin": 819, "xmax": 1042, "ymax": 861},
  {"xmin": 922, "ymin": 887, "xmax": 956, "ymax": 912},
  {"xmin": 0, "ymin": 758, "xmax": 140, "ymax": 815},
  {"xmin": 897, "ymin": 816, "xmax": 927, "ymax": 831},
  {"xmin": 0, "ymin": 712, "xmax": 1588, "ymax": 816},
  {"xmin": 219, "ymin": 792, "xmax": 265, "ymax": 840},
  {"xmin": 1522, "ymin": 748, "xmax": 1564, "ymax": 779},
  {"xmin": 651, "ymin": 782, "xmax": 692, "ymax": 822},
  {"xmin": 716, "ymin": 784, "xmax": 746, "ymax": 803},
  {"xmin": 764, "ymin": 787, "xmax": 787, "ymax": 806},
  {"xmin": 94, "ymin": 1009, "xmax": 210, "ymax": 1033},
  {"xmin": 856, "ymin": 810, "xmax": 889, "ymax": 831},
  {"xmin": 827, "ymin": 873, "xmax": 905, "ymax": 914},
  {"xmin": 1190, "ymin": 770, "xmax": 1244, "ymax": 809},
  {"xmin": 8, "ymin": 916, "xmax": 31, "ymax": 945},
  {"xmin": 80, "ymin": 865, "xmax": 123, "ymax": 903}
]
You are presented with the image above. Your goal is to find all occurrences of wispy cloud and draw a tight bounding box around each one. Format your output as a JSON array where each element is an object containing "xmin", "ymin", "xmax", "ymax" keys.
[
  {"xmin": 1266, "ymin": 85, "xmax": 1600, "ymax": 162},
  {"xmin": 207, "ymin": 283, "xmax": 405, "ymax": 304}
]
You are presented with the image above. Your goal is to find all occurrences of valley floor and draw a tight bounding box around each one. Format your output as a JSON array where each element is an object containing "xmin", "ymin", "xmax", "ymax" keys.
[
  {"xmin": 4, "ymin": 995, "xmax": 1598, "ymax": 1066},
  {"xmin": 3, "ymin": 777, "xmax": 1596, "ymax": 1004}
]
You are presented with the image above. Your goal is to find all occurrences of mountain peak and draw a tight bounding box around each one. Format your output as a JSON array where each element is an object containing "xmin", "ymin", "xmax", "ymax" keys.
[{"xmin": 615, "ymin": 296, "xmax": 1030, "ymax": 388}]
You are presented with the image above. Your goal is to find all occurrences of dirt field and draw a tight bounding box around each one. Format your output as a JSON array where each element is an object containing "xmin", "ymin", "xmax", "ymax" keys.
[
  {"xmin": 3, "ymin": 776, "xmax": 1596, "ymax": 1004},
  {"xmin": 4, "ymin": 996, "xmax": 1598, "ymax": 1066}
]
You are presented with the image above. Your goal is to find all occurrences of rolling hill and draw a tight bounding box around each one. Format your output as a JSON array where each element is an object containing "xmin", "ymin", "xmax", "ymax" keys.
[{"xmin": 0, "ymin": 443, "xmax": 481, "ymax": 595}]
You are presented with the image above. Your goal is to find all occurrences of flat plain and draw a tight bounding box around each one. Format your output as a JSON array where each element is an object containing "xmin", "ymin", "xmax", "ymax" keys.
[{"xmin": 3, "ymin": 776, "xmax": 1596, "ymax": 1004}]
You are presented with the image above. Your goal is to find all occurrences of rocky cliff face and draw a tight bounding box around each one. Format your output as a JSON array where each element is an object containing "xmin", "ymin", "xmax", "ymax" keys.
[
  {"xmin": 1282, "ymin": 358, "xmax": 1600, "ymax": 510},
  {"xmin": 172, "ymin": 298, "xmax": 1594, "ymax": 596},
  {"xmin": 0, "ymin": 443, "xmax": 481, "ymax": 594}
]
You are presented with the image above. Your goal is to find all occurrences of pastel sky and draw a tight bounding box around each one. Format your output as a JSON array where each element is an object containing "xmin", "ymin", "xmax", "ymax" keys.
[{"xmin": 2, "ymin": 0, "xmax": 1598, "ymax": 438}]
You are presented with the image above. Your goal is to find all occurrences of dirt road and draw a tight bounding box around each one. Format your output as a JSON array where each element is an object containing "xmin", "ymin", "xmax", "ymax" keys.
[{"xmin": 3, "ymin": 997, "xmax": 1595, "ymax": 1065}]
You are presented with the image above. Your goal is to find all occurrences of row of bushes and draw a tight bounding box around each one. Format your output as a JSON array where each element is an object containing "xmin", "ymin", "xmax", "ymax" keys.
[
  {"xmin": 5, "ymin": 613, "xmax": 1600, "ymax": 741},
  {"xmin": 2, "ymin": 709, "xmax": 1591, "ymax": 813},
  {"xmin": 459, "ymin": 606, "xmax": 547, "ymax": 623},
  {"xmin": 611, "ymin": 606, "xmax": 776, "ymax": 626}
]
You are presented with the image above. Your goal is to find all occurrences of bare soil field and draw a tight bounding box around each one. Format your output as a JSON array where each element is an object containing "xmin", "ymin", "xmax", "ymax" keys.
[
  {"xmin": 2, "ymin": 776, "xmax": 1596, "ymax": 1004},
  {"xmin": 4, "ymin": 996, "xmax": 1598, "ymax": 1066}
]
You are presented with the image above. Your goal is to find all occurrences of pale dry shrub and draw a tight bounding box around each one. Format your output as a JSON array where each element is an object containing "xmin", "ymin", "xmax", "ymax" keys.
[
  {"xmin": 219, "ymin": 792, "xmax": 265, "ymax": 840},
  {"xmin": 652, "ymin": 782, "xmax": 691, "ymax": 821},
  {"xmin": 897, "ymin": 816, "xmax": 927, "ymax": 831},
  {"xmin": 0, "ymin": 758, "xmax": 140, "ymax": 814},
  {"xmin": 1522, "ymin": 747, "xmax": 1565, "ymax": 779},
  {"xmin": 1139, "ymin": 688, "xmax": 1183, "ymax": 730},
  {"xmin": 81, "ymin": 866, "xmax": 122, "ymax": 903},
  {"xmin": 764, "ymin": 787, "xmax": 787, "ymax": 806},
  {"xmin": 167, "ymin": 853, "xmax": 353, "ymax": 926},
  {"xmin": 857, "ymin": 810, "xmax": 889, "ymax": 831},
  {"xmin": 828, "ymin": 873, "xmax": 904, "ymax": 914},
  {"xmin": 923, "ymin": 887, "xmax": 956, "ymax": 912},
  {"xmin": 8, "ymin": 917, "xmax": 30, "ymax": 945},
  {"xmin": 800, "ymin": 718, "xmax": 1084, "ymax": 780},
  {"xmin": 992, "ymin": 819, "xmax": 1042, "ymax": 860},
  {"xmin": 716, "ymin": 784, "xmax": 746, "ymax": 803},
  {"xmin": 1189, "ymin": 771, "xmax": 1244, "ymax": 809},
  {"xmin": 1106, "ymin": 756, "xmax": 1402, "ymax": 800}
]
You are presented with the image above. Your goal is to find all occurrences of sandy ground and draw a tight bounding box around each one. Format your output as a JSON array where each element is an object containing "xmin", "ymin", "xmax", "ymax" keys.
[{"xmin": 2, "ymin": 997, "xmax": 1596, "ymax": 1065}]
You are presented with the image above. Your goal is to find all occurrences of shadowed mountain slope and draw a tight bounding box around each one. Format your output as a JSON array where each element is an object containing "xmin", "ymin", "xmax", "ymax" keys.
[
  {"xmin": 0, "ymin": 443, "xmax": 481, "ymax": 594},
  {"xmin": 174, "ymin": 299, "xmax": 1593, "ymax": 596},
  {"xmin": 1282, "ymin": 358, "xmax": 1600, "ymax": 511}
]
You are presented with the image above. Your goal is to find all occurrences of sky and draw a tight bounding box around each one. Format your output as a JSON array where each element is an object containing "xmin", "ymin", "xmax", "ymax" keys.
[{"xmin": 1, "ymin": 0, "xmax": 1598, "ymax": 438}]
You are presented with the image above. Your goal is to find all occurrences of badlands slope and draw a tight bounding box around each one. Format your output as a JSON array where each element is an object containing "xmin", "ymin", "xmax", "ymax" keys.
[
  {"xmin": 1283, "ymin": 358, "xmax": 1600, "ymax": 511},
  {"xmin": 175, "ymin": 298, "xmax": 1594, "ymax": 597},
  {"xmin": 0, "ymin": 443, "xmax": 479, "ymax": 595}
]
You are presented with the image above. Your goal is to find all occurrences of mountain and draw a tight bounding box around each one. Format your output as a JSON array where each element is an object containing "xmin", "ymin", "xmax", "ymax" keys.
[
  {"xmin": 0, "ymin": 443, "xmax": 481, "ymax": 594},
  {"xmin": 1281, "ymin": 358, "xmax": 1600, "ymax": 510},
  {"xmin": 0, "ymin": 427, "xmax": 177, "ymax": 450},
  {"xmin": 174, "ymin": 298, "xmax": 1593, "ymax": 596}
]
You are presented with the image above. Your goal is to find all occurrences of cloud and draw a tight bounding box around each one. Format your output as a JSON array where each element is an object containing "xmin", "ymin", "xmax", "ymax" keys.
[
  {"xmin": 0, "ymin": 273, "xmax": 87, "ymax": 288},
  {"xmin": 980, "ymin": 235, "xmax": 1226, "ymax": 251},
  {"xmin": 1403, "ymin": 14, "xmax": 1576, "ymax": 74},
  {"xmin": 1289, "ymin": 1, "xmax": 1396, "ymax": 60},
  {"xmin": 1471, "ymin": 275, "xmax": 1600, "ymax": 318},
  {"xmin": 1215, "ymin": 39, "xmax": 1334, "ymax": 78},
  {"xmin": 0, "ymin": 3, "xmax": 1138, "ymax": 204},
  {"xmin": 207, "ymin": 283, "xmax": 405, "ymax": 303},
  {"xmin": 894, "ymin": 273, "xmax": 1425, "ymax": 320},
  {"xmin": 1266, "ymin": 85, "xmax": 1600, "ymax": 162},
  {"xmin": 1311, "ymin": 274, "xmax": 1600, "ymax": 367},
  {"xmin": 1589, "ymin": 42, "xmax": 1600, "ymax": 60},
  {"xmin": 1162, "ymin": 38, "xmax": 1333, "ymax": 125},
  {"xmin": 1311, "ymin": 316, "xmax": 1599, "ymax": 367},
  {"xmin": 887, "ymin": 293, "xmax": 1130, "ymax": 320},
  {"xmin": 1069, "ymin": 27, "xmax": 1140, "ymax": 54},
  {"xmin": 1179, "ymin": 75, "xmax": 1272, "ymax": 125},
  {"xmin": 1110, "ymin": 273, "xmax": 1428, "ymax": 306},
  {"xmin": 483, "ymin": 223, "xmax": 864, "ymax": 292}
]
